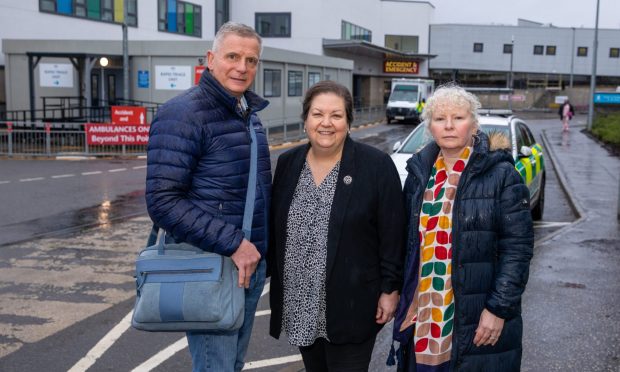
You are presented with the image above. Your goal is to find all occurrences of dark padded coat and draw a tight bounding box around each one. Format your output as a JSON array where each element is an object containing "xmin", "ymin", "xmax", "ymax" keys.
[
  {"xmin": 268, "ymin": 137, "xmax": 406, "ymax": 344},
  {"xmin": 393, "ymin": 131, "xmax": 534, "ymax": 371},
  {"xmin": 145, "ymin": 71, "xmax": 271, "ymax": 257}
]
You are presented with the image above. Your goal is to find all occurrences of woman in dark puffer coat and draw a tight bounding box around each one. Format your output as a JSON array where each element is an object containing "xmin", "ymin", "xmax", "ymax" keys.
[{"xmin": 392, "ymin": 84, "xmax": 534, "ymax": 372}]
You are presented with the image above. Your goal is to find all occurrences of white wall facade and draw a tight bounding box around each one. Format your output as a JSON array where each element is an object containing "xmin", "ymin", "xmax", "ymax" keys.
[
  {"xmin": 0, "ymin": 0, "xmax": 218, "ymax": 67},
  {"xmin": 430, "ymin": 23, "xmax": 620, "ymax": 77},
  {"xmin": 230, "ymin": 0, "xmax": 433, "ymax": 55},
  {"xmin": 1, "ymin": 0, "xmax": 434, "ymax": 67},
  {"xmin": 1, "ymin": 0, "xmax": 436, "ymax": 110}
]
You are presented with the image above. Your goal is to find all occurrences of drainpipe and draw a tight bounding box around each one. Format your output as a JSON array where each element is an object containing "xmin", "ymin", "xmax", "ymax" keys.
[{"xmin": 569, "ymin": 27, "xmax": 575, "ymax": 88}]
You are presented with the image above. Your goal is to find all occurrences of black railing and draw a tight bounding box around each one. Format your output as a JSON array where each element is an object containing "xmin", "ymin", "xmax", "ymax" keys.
[{"xmin": 1, "ymin": 99, "xmax": 161, "ymax": 124}]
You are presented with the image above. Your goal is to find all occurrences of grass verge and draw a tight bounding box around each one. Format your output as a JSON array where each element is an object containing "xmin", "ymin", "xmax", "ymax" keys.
[{"xmin": 592, "ymin": 113, "xmax": 620, "ymax": 149}]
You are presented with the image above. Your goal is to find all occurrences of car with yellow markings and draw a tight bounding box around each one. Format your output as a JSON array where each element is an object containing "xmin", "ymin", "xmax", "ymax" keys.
[{"xmin": 390, "ymin": 112, "xmax": 545, "ymax": 220}]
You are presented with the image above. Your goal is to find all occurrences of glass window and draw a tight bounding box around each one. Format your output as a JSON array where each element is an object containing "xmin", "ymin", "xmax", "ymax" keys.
[
  {"xmin": 577, "ymin": 47, "xmax": 588, "ymax": 57},
  {"xmin": 57, "ymin": 0, "xmax": 72, "ymax": 14},
  {"xmin": 39, "ymin": 0, "xmax": 136, "ymax": 26},
  {"xmin": 264, "ymin": 69, "xmax": 281, "ymax": 97},
  {"xmin": 385, "ymin": 35, "xmax": 419, "ymax": 53},
  {"xmin": 215, "ymin": 0, "xmax": 229, "ymax": 33},
  {"xmin": 75, "ymin": 0, "xmax": 86, "ymax": 16},
  {"xmin": 176, "ymin": 2, "xmax": 185, "ymax": 34},
  {"xmin": 308, "ymin": 72, "xmax": 321, "ymax": 87},
  {"xmin": 533, "ymin": 45, "xmax": 543, "ymax": 55},
  {"xmin": 126, "ymin": 0, "xmax": 137, "ymax": 26},
  {"xmin": 517, "ymin": 123, "xmax": 534, "ymax": 149},
  {"xmin": 473, "ymin": 43, "xmax": 483, "ymax": 53},
  {"xmin": 255, "ymin": 13, "xmax": 291, "ymax": 37},
  {"xmin": 114, "ymin": 0, "xmax": 123, "ymax": 22},
  {"xmin": 184, "ymin": 3, "xmax": 194, "ymax": 35},
  {"xmin": 341, "ymin": 20, "xmax": 371, "ymax": 42},
  {"xmin": 193, "ymin": 5, "xmax": 201, "ymax": 36},
  {"xmin": 546, "ymin": 45, "xmax": 556, "ymax": 55},
  {"xmin": 87, "ymin": 0, "xmax": 101, "ymax": 19},
  {"xmin": 158, "ymin": 0, "xmax": 166, "ymax": 30},
  {"xmin": 288, "ymin": 71, "xmax": 303, "ymax": 97},
  {"xmin": 158, "ymin": 0, "xmax": 201, "ymax": 37},
  {"xmin": 610, "ymin": 48, "xmax": 619, "ymax": 58},
  {"xmin": 40, "ymin": 0, "xmax": 56, "ymax": 12},
  {"xmin": 102, "ymin": 0, "xmax": 113, "ymax": 21},
  {"xmin": 503, "ymin": 44, "xmax": 513, "ymax": 54}
]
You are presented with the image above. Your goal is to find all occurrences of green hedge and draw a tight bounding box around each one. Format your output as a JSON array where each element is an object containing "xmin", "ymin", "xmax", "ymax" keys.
[{"xmin": 592, "ymin": 113, "xmax": 620, "ymax": 146}]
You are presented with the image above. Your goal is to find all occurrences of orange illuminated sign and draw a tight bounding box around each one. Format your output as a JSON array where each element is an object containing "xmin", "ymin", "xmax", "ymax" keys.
[{"xmin": 384, "ymin": 60, "xmax": 419, "ymax": 74}]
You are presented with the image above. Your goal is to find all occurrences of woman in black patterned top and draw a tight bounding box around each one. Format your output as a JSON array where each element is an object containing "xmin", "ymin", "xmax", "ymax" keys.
[{"xmin": 268, "ymin": 81, "xmax": 406, "ymax": 371}]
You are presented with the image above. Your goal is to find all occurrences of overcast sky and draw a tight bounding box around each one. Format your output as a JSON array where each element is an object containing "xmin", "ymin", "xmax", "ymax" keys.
[{"xmin": 430, "ymin": 0, "xmax": 620, "ymax": 29}]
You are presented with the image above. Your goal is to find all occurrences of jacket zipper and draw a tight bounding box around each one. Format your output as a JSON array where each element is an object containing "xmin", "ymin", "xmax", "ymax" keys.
[{"xmin": 450, "ymin": 153, "xmax": 479, "ymax": 368}]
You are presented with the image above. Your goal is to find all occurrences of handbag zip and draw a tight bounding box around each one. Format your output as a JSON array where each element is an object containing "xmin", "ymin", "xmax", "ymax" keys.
[{"xmin": 137, "ymin": 268, "xmax": 215, "ymax": 292}]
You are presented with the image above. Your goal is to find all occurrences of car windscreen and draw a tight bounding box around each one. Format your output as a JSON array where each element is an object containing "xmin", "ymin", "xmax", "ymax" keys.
[
  {"xmin": 398, "ymin": 123, "xmax": 510, "ymax": 154},
  {"xmin": 389, "ymin": 85, "xmax": 418, "ymax": 102}
]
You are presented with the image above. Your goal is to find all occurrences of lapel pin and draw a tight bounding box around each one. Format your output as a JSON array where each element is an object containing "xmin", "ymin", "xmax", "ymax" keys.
[{"xmin": 343, "ymin": 175, "xmax": 352, "ymax": 185}]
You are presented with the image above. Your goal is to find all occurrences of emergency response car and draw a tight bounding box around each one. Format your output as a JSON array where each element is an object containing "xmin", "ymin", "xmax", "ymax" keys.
[{"xmin": 391, "ymin": 111, "xmax": 545, "ymax": 220}]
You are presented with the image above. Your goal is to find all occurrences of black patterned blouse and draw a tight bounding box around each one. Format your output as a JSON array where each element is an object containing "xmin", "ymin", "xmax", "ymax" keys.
[{"xmin": 282, "ymin": 160, "xmax": 340, "ymax": 347}]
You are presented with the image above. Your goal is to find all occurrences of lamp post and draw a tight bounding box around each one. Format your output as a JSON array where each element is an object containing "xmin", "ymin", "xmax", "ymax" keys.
[
  {"xmin": 587, "ymin": 0, "xmax": 600, "ymax": 131},
  {"xmin": 99, "ymin": 57, "xmax": 109, "ymax": 107},
  {"xmin": 122, "ymin": 0, "xmax": 129, "ymax": 102},
  {"xmin": 508, "ymin": 35, "xmax": 514, "ymax": 111}
]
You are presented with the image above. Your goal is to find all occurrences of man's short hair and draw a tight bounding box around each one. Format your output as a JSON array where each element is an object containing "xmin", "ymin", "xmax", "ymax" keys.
[{"xmin": 212, "ymin": 22, "xmax": 262, "ymax": 55}]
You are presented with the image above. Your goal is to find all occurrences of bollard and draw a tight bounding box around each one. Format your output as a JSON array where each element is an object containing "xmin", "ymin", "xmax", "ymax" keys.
[
  {"xmin": 45, "ymin": 123, "xmax": 51, "ymax": 156},
  {"xmin": 84, "ymin": 129, "xmax": 89, "ymax": 154},
  {"xmin": 7, "ymin": 122, "xmax": 13, "ymax": 157}
]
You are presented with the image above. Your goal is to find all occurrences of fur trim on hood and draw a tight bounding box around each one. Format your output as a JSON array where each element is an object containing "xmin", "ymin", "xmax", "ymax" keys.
[{"xmin": 488, "ymin": 131, "xmax": 511, "ymax": 151}]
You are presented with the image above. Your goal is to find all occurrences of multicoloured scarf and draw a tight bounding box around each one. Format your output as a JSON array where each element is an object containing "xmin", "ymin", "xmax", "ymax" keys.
[{"xmin": 403, "ymin": 146, "xmax": 472, "ymax": 371}]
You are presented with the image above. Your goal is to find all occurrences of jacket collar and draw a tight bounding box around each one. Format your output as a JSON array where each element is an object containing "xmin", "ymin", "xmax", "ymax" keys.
[
  {"xmin": 325, "ymin": 136, "xmax": 356, "ymax": 280},
  {"xmin": 283, "ymin": 136, "xmax": 357, "ymax": 281},
  {"xmin": 199, "ymin": 70, "xmax": 269, "ymax": 114}
]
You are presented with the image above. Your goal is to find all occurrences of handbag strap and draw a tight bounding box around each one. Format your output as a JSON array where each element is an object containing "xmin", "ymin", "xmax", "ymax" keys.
[
  {"xmin": 147, "ymin": 96, "xmax": 259, "ymax": 249},
  {"xmin": 241, "ymin": 95, "xmax": 258, "ymax": 241}
]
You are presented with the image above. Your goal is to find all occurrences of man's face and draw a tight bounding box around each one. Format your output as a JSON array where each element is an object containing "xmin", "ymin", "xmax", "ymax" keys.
[{"xmin": 207, "ymin": 34, "xmax": 260, "ymax": 97}]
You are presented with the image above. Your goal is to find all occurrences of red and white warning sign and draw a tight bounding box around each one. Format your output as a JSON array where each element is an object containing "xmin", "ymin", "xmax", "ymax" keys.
[{"xmin": 111, "ymin": 106, "xmax": 147, "ymax": 125}]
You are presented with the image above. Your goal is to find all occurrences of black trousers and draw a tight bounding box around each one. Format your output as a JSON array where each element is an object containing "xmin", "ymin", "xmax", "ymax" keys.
[{"xmin": 299, "ymin": 336, "xmax": 377, "ymax": 372}]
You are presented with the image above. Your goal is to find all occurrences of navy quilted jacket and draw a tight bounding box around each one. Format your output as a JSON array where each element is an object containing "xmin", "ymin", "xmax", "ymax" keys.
[
  {"xmin": 145, "ymin": 71, "xmax": 271, "ymax": 257},
  {"xmin": 393, "ymin": 131, "xmax": 534, "ymax": 371}
]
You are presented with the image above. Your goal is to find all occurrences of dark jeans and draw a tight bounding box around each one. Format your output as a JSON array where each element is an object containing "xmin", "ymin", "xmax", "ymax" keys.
[{"xmin": 299, "ymin": 336, "xmax": 377, "ymax": 372}]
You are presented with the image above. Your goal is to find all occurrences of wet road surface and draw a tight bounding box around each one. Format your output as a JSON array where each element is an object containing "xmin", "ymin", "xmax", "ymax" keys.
[{"xmin": 0, "ymin": 119, "xmax": 583, "ymax": 371}]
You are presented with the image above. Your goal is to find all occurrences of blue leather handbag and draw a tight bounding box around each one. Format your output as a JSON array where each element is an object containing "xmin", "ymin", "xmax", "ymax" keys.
[
  {"xmin": 131, "ymin": 228, "xmax": 245, "ymax": 331},
  {"xmin": 132, "ymin": 104, "xmax": 259, "ymax": 332}
]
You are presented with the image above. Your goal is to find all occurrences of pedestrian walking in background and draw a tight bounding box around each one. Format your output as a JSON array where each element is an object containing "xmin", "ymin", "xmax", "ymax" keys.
[
  {"xmin": 392, "ymin": 83, "xmax": 534, "ymax": 371},
  {"xmin": 559, "ymin": 98, "xmax": 575, "ymax": 132},
  {"xmin": 145, "ymin": 22, "xmax": 270, "ymax": 372},
  {"xmin": 268, "ymin": 81, "xmax": 406, "ymax": 371}
]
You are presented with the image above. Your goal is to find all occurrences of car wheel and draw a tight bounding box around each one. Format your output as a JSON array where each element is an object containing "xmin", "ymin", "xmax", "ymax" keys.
[
  {"xmin": 531, "ymin": 175, "xmax": 545, "ymax": 221},
  {"xmin": 386, "ymin": 116, "xmax": 392, "ymax": 124}
]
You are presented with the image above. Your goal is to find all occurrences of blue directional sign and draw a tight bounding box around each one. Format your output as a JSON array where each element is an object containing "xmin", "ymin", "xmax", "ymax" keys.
[
  {"xmin": 594, "ymin": 92, "xmax": 620, "ymax": 105},
  {"xmin": 138, "ymin": 70, "xmax": 149, "ymax": 88}
]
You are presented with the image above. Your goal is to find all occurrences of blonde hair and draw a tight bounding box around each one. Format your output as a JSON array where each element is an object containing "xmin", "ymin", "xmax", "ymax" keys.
[{"xmin": 422, "ymin": 83, "xmax": 481, "ymax": 130}]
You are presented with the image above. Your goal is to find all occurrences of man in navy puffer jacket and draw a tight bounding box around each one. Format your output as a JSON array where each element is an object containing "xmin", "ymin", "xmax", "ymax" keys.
[{"xmin": 145, "ymin": 22, "xmax": 270, "ymax": 372}]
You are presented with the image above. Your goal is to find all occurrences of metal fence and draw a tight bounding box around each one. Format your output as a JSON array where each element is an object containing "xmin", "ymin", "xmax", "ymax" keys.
[
  {"xmin": 1, "ymin": 99, "xmax": 161, "ymax": 124},
  {"xmin": 0, "ymin": 105, "xmax": 386, "ymax": 157}
]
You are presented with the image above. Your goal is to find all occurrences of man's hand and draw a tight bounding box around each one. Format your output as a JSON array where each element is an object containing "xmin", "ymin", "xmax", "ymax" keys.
[
  {"xmin": 473, "ymin": 308, "xmax": 505, "ymax": 347},
  {"xmin": 230, "ymin": 239, "xmax": 261, "ymax": 288},
  {"xmin": 376, "ymin": 290, "xmax": 399, "ymax": 324}
]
